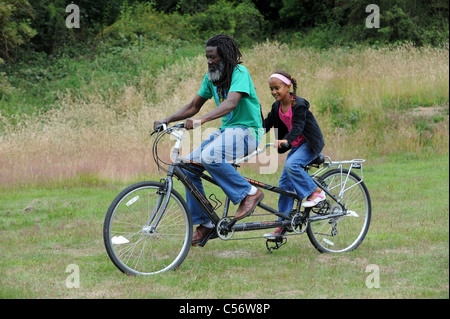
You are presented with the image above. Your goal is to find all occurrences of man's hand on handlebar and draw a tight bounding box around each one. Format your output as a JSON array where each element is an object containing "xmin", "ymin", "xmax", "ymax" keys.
[
  {"xmin": 153, "ymin": 120, "xmax": 167, "ymax": 131},
  {"xmin": 153, "ymin": 118, "xmax": 202, "ymax": 132},
  {"xmin": 152, "ymin": 120, "xmax": 189, "ymax": 135}
]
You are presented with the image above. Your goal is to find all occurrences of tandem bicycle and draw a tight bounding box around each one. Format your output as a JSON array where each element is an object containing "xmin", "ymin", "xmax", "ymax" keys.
[{"xmin": 103, "ymin": 123, "xmax": 372, "ymax": 276}]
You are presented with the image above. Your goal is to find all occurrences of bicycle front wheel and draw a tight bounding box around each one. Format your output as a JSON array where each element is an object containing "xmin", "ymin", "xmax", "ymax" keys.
[
  {"xmin": 103, "ymin": 181, "xmax": 192, "ymax": 276},
  {"xmin": 307, "ymin": 169, "xmax": 371, "ymax": 253}
]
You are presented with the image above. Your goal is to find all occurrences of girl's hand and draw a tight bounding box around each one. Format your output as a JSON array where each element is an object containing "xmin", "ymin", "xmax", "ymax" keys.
[{"xmin": 274, "ymin": 139, "xmax": 289, "ymax": 148}]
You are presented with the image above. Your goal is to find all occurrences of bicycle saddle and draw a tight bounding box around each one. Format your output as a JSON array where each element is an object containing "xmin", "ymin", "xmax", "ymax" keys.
[{"xmin": 307, "ymin": 154, "xmax": 325, "ymax": 166}]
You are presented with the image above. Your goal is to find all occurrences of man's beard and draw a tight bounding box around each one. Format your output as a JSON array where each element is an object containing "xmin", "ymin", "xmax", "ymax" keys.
[{"xmin": 208, "ymin": 61, "xmax": 225, "ymax": 83}]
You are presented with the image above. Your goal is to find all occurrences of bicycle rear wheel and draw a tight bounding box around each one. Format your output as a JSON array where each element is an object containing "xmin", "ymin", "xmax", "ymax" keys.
[
  {"xmin": 103, "ymin": 181, "xmax": 192, "ymax": 275},
  {"xmin": 307, "ymin": 169, "xmax": 371, "ymax": 253}
]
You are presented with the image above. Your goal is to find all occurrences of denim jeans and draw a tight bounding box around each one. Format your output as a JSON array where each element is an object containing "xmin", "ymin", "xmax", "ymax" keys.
[
  {"xmin": 184, "ymin": 127, "xmax": 259, "ymax": 225},
  {"xmin": 278, "ymin": 143, "xmax": 318, "ymax": 218}
]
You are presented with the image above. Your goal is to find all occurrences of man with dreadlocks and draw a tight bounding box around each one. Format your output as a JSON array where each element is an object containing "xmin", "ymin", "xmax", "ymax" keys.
[{"xmin": 154, "ymin": 34, "xmax": 264, "ymax": 244}]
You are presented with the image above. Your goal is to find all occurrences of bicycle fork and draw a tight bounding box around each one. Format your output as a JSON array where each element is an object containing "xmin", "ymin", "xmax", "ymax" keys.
[
  {"xmin": 147, "ymin": 165, "xmax": 223, "ymax": 236},
  {"xmin": 143, "ymin": 175, "xmax": 174, "ymax": 234}
]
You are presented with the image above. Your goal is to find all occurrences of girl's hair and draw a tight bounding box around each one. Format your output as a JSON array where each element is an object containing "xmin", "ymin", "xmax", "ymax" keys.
[
  {"xmin": 206, "ymin": 34, "xmax": 242, "ymax": 97},
  {"xmin": 273, "ymin": 70, "xmax": 298, "ymax": 106}
]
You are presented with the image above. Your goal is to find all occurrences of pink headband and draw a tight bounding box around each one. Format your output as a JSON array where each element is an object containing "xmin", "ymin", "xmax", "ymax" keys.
[{"xmin": 270, "ymin": 74, "xmax": 291, "ymax": 85}]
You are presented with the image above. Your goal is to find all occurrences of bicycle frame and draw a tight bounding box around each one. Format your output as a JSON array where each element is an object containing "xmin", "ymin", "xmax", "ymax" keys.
[
  {"xmin": 156, "ymin": 162, "xmax": 297, "ymax": 234},
  {"xmin": 104, "ymin": 124, "xmax": 371, "ymax": 275},
  {"xmin": 149, "ymin": 124, "xmax": 353, "ymax": 242}
]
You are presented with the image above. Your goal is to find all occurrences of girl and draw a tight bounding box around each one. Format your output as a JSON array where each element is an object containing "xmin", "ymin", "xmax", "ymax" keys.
[{"xmin": 263, "ymin": 70, "xmax": 325, "ymax": 239}]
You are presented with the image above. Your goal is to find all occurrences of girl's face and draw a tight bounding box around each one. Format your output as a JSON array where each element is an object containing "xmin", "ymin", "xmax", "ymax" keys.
[{"xmin": 269, "ymin": 78, "xmax": 291, "ymax": 102}]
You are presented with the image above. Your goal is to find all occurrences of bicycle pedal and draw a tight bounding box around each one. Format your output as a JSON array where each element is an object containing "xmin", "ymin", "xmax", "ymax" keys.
[
  {"xmin": 193, "ymin": 228, "xmax": 218, "ymax": 247},
  {"xmin": 265, "ymin": 237, "xmax": 287, "ymax": 253}
]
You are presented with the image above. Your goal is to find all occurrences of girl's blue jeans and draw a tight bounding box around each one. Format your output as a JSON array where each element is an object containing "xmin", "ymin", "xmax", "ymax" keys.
[
  {"xmin": 278, "ymin": 143, "xmax": 319, "ymax": 218},
  {"xmin": 183, "ymin": 127, "xmax": 259, "ymax": 225}
]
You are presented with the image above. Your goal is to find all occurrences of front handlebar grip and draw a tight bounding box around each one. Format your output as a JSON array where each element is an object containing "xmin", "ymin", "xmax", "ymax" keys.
[{"xmin": 151, "ymin": 122, "xmax": 167, "ymax": 135}]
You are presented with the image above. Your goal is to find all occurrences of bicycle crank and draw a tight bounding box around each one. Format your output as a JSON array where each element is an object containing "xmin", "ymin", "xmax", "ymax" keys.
[
  {"xmin": 216, "ymin": 217, "xmax": 235, "ymax": 240},
  {"xmin": 291, "ymin": 212, "xmax": 308, "ymax": 234}
]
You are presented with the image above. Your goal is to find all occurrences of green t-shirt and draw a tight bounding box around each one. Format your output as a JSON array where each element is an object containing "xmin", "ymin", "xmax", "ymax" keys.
[{"xmin": 198, "ymin": 65, "xmax": 263, "ymax": 141}]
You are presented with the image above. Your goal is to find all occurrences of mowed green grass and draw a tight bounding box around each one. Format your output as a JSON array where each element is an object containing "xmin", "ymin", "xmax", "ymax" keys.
[{"xmin": 0, "ymin": 154, "xmax": 448, "ymax": 299}]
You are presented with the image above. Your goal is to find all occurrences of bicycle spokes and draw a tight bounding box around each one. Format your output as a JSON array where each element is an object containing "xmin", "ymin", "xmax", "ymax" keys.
[{"xmin": 104, "ymin": 182, "xmax": 192, "ymax": 276}]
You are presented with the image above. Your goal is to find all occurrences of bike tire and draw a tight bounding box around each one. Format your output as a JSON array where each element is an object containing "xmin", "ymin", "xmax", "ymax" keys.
[
  {"xmin": 103, "ymin": 181, "xmax": 192, "ymax": 275},
  {"xmin": 307, "ymin": 169, "xmax": 371, "ymax": 253}
]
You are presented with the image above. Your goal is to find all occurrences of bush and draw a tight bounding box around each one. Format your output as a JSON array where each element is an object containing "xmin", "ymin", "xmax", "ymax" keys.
[
  {"xmin": 101, "ymin": 2, "xmax": 198, "ymax": 47},
  {"xmin": 190, "ymin": 0, "xmax": 265, "ymax": 46},
  {"xmin": 284, "ymin": 0, "xmax": 448, "ymax": 48},
  {"xmin": 0, "ymin": 0, "xmax": 37, "ymax": 62}
]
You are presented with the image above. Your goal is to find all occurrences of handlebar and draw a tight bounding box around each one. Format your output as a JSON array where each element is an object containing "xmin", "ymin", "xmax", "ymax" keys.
[
  {"xmin": 152, "ymin": 122, "xmax": 185, "ymax": 135},
  {"xmin": 151, "ymin": 122, "xmax": 166, "ymax": 135}
]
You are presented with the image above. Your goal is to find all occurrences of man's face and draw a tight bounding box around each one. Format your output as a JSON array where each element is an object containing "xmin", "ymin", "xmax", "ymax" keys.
[{"xmin": 206, "ymin": 46, "xmax": 224, "ymax": 82}]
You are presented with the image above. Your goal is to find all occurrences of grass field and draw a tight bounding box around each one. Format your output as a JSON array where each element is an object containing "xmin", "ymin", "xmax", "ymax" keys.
[{"xmin": 0, "ymin": 153, "xmax": 448, "ymax": 299}]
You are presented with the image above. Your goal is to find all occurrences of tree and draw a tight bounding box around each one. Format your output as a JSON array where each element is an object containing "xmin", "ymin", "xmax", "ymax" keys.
[
  {"xmin": 28, "ymin": 0, "xmax": 121, "ymax": 54},
  {"xmin": 0, "ymin": 0, "xmax": 37, "ymax": 62},
  {"xmin": 279, "ymin": 0, "xmax": 329, "ymax": 28},
  {"xmin": 190, "ymin": 0, "xmax": 265, "ymax": 45}
]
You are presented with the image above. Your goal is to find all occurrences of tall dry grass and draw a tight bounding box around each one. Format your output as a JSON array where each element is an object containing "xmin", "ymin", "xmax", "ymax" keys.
[{"xmin": 0, "ymin": 42, "xmax": 448, "ymax": 186}]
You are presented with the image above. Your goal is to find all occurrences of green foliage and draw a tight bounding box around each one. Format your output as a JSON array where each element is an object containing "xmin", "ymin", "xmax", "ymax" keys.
[
  {"xmin": 0, "ymin": 0, "xmax": 448, "ymax": 119},
  {"xmin": 101, "ymin": 1, "xmax": 197, "ymax": 47},
  {"xmin": 100, "ymin": 0, "xmax": 267, "ymax": 48},
  {"xmin": 0, "ymin": 0, "xmax": 37, "ymax": 62},
  {"xmin": 2, "ymin": 0, "xmax": 449, "ymax": 62},
  {"xmin": 190, "ymin": 0, "xmax": 265, "ymax": 45},
  {"xmin": 279, "ymin": 0, "xmax": 327, "ymax": 28},
  {"xmin": 152, "ymin": 0, "xmax": 216, "ymax": 14},
  {"xmin": 316, "ymin": 88, "xmax": 362, "ymax": 131},
  {"xmin": 284, "ymin": 0, "xmax": 449, "ymax": 48},
  {"xmin": 27, "ymin": 0, "xmax": 122, "ymax": 54},
  {"xmin": 0, "ymin": 39, "xmax": 203, "ymax": 118},
  {"xmin": 103, "ymin": 0, "xmax": 265, "ymax": 47}
]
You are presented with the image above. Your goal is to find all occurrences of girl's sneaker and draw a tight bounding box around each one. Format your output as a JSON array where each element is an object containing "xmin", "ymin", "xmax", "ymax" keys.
[
  {"xmin": 302, "ymin": 190, "xmax": 326, "ymax": 207},
  {"xmin": 263, "ymin": 227, "xmax": 284, "ymax": 240}
]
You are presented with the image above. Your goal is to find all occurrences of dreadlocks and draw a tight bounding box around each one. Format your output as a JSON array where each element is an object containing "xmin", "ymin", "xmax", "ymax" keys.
[{"xmin": 206, "ymin": 34, "xmax": 242, "ymax": 98}]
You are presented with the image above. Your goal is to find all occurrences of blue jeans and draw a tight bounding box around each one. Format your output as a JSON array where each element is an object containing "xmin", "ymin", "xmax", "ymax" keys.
[
  {"xmin": 278, "ymin": 143, "xmax": 318, "ymax": 218},
  {"xmin": 183, "ymin": 128, "xmax": 259, "ymax": 225}
]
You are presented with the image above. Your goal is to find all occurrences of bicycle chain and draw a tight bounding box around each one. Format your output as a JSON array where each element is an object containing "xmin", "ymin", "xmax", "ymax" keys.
[
  {"xmin": 216, "ymin": 211, "xmax": 305, "ymax": 241},
  {"xmin": 221, "ymin": 231, "xmax": 304, "ymax": 242}
]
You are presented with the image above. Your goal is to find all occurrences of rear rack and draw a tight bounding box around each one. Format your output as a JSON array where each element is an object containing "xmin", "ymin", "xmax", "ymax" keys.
[
  {"xmin": 310, "ymin": 157, "xmax": 366, "ymax": 201},
  {"xmin": 311, "ymin": 157, "xmax": 365, "ymax": 179}
]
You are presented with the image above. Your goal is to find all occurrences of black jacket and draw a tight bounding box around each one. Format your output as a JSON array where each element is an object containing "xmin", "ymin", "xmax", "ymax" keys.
[{"xmin": 263, "ymin": 96, "xmax": 325, "ymax": 155}]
